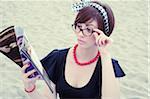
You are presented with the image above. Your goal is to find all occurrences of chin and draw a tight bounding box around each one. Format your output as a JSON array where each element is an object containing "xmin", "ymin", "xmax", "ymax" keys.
[{"xmin": 77, "ymin": 43, "xmax": 95, "ymax": 49}]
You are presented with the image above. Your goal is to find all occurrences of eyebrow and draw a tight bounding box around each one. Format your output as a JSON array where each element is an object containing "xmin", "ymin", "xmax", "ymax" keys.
[
  {"xmin": 86, "ymin": 24, "xmax": 97, "ymax": 28},
  {"xmin": 77, "ymin": 23, "xmax": 98, "ymax": 28}
]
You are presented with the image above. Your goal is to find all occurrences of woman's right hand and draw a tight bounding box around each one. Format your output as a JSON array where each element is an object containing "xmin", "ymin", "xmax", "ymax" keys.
[{"xmin": 21, "ymin": 63, "xmax": 41, "ymax": 91}]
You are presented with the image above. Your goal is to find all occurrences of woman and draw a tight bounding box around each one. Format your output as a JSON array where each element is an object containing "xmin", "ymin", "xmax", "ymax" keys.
[{"xmin": 21, "ymin": 1, "xmax": 125, "ymax": 99}]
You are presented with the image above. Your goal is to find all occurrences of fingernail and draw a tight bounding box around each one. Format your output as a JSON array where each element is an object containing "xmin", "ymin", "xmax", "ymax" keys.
[
  {"xmin": 105, "ymin": 40, "xmax": 108, "ymax": 44},
  {"xmin": 38, "ymin": 76, "xmax": 41, "ymax": 79},
  {"xmin": 27, "ymin": 63, "xmax": 30, "ymax": 66},
  {"xmin": 24, "ymin": 63, "xmax": 29, "ymax": 67}
]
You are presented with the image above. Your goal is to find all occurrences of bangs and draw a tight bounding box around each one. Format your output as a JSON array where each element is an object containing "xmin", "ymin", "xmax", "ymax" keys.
[{"xmin": 74, "ymin": 6, "xmax": 104, "ymax": 31}]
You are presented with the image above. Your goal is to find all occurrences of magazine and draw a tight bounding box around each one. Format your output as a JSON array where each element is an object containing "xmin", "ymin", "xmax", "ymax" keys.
[{"xmin": 0, "ymin": 26, "xmax": 54, "ymax": 93}]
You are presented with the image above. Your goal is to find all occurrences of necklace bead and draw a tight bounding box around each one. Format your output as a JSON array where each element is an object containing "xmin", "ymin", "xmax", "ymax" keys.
[{"xmin": 73, "ymin": 44, "xmax": 100, "ymax": 66}]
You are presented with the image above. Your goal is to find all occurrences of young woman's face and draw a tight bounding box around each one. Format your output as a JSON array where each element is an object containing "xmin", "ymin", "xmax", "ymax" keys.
[{"xmin": 74, "ymin": 19, "xmax": 98, "ymax": 48}]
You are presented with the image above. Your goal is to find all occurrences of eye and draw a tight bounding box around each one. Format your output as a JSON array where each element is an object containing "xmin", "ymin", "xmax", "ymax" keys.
[
  {"xmin": 87, "ymin": 28, "xmax": 93, "ymax": 33},
  {"xmin": 77, "ymin": 24, "xmax": 82, "ymax": 28}
]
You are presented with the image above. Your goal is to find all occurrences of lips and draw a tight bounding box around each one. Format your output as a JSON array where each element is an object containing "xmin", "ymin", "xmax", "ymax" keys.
[{"xmin": 77, "ymin": 39, "xmax": 85, "ymax": 44}]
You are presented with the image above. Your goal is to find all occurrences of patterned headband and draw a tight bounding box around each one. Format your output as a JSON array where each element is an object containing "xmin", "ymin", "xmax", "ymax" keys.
[{"xmin": 72, "ymin": 1, "xmax": 109, "ymax": 34}]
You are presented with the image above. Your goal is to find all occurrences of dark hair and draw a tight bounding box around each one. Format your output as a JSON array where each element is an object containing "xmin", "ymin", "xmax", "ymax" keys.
[{"xmin": 74, "ymin": 1, "xmax": 115, "ymax": 37}]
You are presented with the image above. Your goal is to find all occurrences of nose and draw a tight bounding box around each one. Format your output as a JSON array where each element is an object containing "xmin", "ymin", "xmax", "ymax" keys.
[{"xmin": 78, "ymin": 30, "xmax": 84, "ymax": 37}]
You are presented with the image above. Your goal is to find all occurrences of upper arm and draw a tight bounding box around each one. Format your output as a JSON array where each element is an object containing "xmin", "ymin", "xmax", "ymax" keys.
[
  {"xmin": 42, "ymin": 81, "xmax": 57, "ymax": 99},
  {"xmin": 101, "ymin": 96, "xmax": 120, "ymax": 99},
  {"xmin": 40, "ymin": 49, "xmax": 60, "ymax": 84},
  {"xmin": 40, "ymin": 50, "xmax": 60, "ymax": 99}
]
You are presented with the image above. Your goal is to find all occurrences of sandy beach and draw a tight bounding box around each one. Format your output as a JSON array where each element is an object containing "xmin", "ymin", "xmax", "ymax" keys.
[{"xmin": 0, "ymin": 0, "xmax": 149, "ymax": 99}]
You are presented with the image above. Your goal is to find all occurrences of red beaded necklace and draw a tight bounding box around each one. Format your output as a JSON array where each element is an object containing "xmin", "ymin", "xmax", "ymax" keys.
[{"xmin": 73, "ymin": 44, "xmax": 100, "ymax": 66}]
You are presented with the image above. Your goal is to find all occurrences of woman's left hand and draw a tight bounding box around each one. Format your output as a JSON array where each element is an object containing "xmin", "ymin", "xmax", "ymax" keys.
[{"xmin": 93, "ymin": 29, "xmax": 113, "ymax": 52}]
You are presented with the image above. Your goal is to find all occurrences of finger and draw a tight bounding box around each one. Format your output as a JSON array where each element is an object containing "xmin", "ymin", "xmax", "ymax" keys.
[
  {"xmin": 101, "ymin": 40, "xmax": 104, "ymax": 45},
  {"xmin": 102, "ymin": 37, "xmax": 113, "ymax": 46},
  {"xmin": 23, "ymin": 58, "xmax": 31, "ymax": 65},
  {"xmin": 93, "ymin": 33, "xmax": 100, "ymax": 45},
  {"xmin": 98, "ymin": 40, "xmax": 102, "ymax": 47},
  {"xmin": 93, "ymin": 29, "xmax": 104, "ymax": 36},
  {"xmin": 97, "ymin": 36, "xmax": 106, "ymax": 47},
  {"xmin": 104, "ymin": 39, "xmax": 108, "ymax": 45},
  {"xmin": 93, "ymin": 32, "xmax": 99, "ymax": 40},
  {"xmin": 96, "ymin": 36, "xmax": 101, "ymax": 47},
  {"xmin": 28, "ymin": 75, "xmax": 41, "ymax": 82},
  {"xmin": 96, "ymin": 35, "xmax": 103, "ymax": 45},
  {"xmin": 27, "ymin": 46, "xmax": 32, "ymax": 55},
  {"xmin": 105, "ymin": 37, "xmax": 113, "ymax": 45},
  {"xmin": 21, "ymin": 63, "xmax": 30, "ymax": 73},
  {"xmin": 100, "ymin": 37, "xmax": 108, "ymax": 46},
  {"xmin": 24, "ymin": 69, "xmax": 36, "ymax": 78},
  {"xmin": 37, "ymin": 75, "xmax": 42, "ymax": 80},
  {"xmin": 102, "ymin": 38, "xmax": 107, "ymax": 46}
]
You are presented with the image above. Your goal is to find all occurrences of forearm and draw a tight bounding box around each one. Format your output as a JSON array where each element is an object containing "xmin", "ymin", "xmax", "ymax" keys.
[
  {"xmin": 100, "ymin": 50, "xmax": 120, "ymax": 98},
  {"xmin": 26, "ymin": 84, "xmax": 57, "ymax": 99},
  {"xmin": 26, "ymin": 89, "xmax": 48, "ymax": 99}
]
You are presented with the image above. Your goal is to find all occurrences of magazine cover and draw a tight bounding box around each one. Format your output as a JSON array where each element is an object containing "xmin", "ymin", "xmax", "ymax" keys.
[{"xmin": 0, "ymin": 26, "xmax": 54, "ymax": 93}]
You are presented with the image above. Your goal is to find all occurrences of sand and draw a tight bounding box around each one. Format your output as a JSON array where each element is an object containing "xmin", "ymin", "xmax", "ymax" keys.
[{"xmin": 0, "ymin": 0, "xmax": 149, "ymax": 99}]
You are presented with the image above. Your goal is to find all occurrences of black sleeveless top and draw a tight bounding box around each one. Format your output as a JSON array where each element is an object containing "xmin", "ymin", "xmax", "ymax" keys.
[{"xmin": 40, "ymin": 48, "xmax": 125, "ymax": 99}]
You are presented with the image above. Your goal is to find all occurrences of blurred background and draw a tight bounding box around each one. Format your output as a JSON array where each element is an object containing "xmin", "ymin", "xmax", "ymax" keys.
[{"xmin": 0, "ymin": 0, "xmax": 149, "ymax": 99}]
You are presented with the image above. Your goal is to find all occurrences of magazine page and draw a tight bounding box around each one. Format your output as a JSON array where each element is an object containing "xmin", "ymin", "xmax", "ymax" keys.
[
  {"xmin": 0, "ymin": 26, "xmax": 23, "ymax": 66},
  {"xmin": 0, "ymin": 26, "xmax": 54, "ymax": 93}
]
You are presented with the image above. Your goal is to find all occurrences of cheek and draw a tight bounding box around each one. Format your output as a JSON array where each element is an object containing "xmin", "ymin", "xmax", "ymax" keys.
[
  {"xmin": 90, "ymin": 35, "xmax": 96, "ymax": 42},
  {"xmin": 86, "ymin": 35, "xmax": 96, "ymax": 44},
  {"xmin": 91, "ymin": 35, "xmax": 96, "ymax": 41}
]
